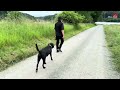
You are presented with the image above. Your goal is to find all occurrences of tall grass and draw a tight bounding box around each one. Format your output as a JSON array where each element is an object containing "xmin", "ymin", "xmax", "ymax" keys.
[
  {"xmin": 0, "ymin": 19, "xmax": 95, "ymax": 71},
  {"xmin": 104, "ymin": 25, "xmax": 120, "ymax": 72}
]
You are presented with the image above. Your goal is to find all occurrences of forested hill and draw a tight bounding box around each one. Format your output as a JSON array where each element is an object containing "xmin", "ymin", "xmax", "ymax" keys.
[
  {"xmin": 0, "ymin": 11, "xmax": 36, "ymax": 20},
  {"xmin": 36, "ymin": 14, "xmax": 56, "ymax": 21}
]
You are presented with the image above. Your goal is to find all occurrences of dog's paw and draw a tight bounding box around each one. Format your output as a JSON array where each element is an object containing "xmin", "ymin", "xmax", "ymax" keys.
[{"xmin": 43, "ymin": 67, "xmax": 46, "ymax": 69}]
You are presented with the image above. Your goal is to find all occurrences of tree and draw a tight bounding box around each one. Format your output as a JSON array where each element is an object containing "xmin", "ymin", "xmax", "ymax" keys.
[
  {"xmin": 6, "ymin": 11, "xmax": 23, "ymax": 21},
  {"xmin": 56, "ymin": 11, "xmax": 85, "ymax": 25},
  {"xmin": 91, "ymin": 11, "xmax": 102, "ymax": 22},
  {"xmin": 75, "ymin": 11, "xmax": 93, "ymax": 23},
  {"xmin": 0, "ymin": 11, "xmax": 8, "ymax": 19}
]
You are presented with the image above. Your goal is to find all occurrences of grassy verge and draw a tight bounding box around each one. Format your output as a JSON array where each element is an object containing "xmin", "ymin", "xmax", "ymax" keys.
[
  {"xmin": 104, "ymin": 25, "xmax": 120, "ymax": 72},
  {"xmin": 0, "ymin": 19, "xmax": 95, "ymax": 71}
]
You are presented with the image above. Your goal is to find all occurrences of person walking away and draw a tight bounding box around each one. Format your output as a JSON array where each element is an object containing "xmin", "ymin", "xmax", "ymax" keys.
[{"xmin": 54, "ymin": 17, "xmax": 64, "ymax": 52}]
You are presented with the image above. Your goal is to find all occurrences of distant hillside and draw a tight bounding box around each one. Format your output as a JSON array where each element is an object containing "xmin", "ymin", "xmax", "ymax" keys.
[
  {"xmin": 36, "ymin": 14, "xmax": 56, "ymax": 21},
  {"xmin": 21, "ymin": 12, "xmax": 36, "ymax": 20},
  {"xmin": 0, "ymin": 11, "xmax": 57, "ymax": 21},
  {"xmin": 0, "ymin": 11, "xmax": 36, "ymax": 20}
]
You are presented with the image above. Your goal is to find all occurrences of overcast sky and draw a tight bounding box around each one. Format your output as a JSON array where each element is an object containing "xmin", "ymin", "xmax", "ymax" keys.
[{"xmin": 19, "ymin": 11, "xmax": 62, "ymax": 17}]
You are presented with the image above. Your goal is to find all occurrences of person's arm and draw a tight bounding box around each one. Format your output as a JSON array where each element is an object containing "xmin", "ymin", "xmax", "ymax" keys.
[
  {"xmin": 54, "ymin": 24, "xmax": 56, "ymax": 39},
  {"xmin": 61, "ymin": 30, "xmax": 64, "ymax": 38},
  {"xmin": 61, "ymin": 23, "xmax": 64, "ymax": 38},
  {"xmin": 54, "ymin": 33, "xmax": 56, "ymax": 40}
]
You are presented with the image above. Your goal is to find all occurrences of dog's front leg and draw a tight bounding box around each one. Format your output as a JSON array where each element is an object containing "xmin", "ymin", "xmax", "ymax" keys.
[{"xmin": 50, "ymin": 53, "xmax": 53, "ymax": 60}]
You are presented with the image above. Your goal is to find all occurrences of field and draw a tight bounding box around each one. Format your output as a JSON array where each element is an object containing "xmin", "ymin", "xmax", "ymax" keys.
[
  {"xmin": 104, "ymin": 25, "xmax": 120, "ymax": 72},
  {"xmin": 0, "ymin": 19, "xmax": 95, "ymax": 71}
]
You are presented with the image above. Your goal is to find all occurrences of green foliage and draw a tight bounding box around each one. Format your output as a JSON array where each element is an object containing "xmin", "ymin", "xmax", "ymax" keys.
[
  {"xmin": 56, "ymin": 11, "xmax": 85, "ymax": 25},
  {"xmin": 104, "ymin": 25, "xmax": 120, "ymax": 72},
  {"xmin": 75, "ymin": 11, "xmax": 93, "ymax": 23},
  {"xmin": 21, "ymin": 13, "xmax": 36, "ymax": 21},
  {"xmin": 103, "ymin": 18, "xmax": 120, "ymax": 22},
  {"xmin": 91, "ymin": 11, "xmax": 102, "ymax": 22},
  {"xmin": 0, "ymin": 11, "xmax": 36, "ymax": 21},
  {"xmin": 0, "ymin": 11, "xmax": 8, "ymax": 19},
  {"xmin": 38, "ymin": 15, "xmax": 56, "ymax": 21},
  {"xmin": 5, "ymin": 11, "xmax": 23, "ymax": 22},
  {"xmin": 75, "ymin": 11, "xmax": 103, "ymax": 22}
]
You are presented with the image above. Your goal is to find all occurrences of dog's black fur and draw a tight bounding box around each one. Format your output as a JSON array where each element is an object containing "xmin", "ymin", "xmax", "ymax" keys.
[{"xmin": 35, "ymin": 43, "xmax": 54, "ymax": 73}]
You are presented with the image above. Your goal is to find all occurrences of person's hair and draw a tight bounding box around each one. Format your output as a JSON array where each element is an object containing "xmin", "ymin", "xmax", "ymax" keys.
[{"xmin": 58, "ymin": 17, "xmax": 62, "ymax": 22}]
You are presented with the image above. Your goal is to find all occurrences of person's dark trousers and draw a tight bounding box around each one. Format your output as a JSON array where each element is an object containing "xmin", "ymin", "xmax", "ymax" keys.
[{"xmin": 56, "ymin": 36, "xmax": 64, "ymax": 51}]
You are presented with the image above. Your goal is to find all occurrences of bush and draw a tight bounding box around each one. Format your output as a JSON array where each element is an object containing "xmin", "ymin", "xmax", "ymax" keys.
[{"xmin": 56, "ymin": 11, "xmax": 85, "ymax": 25}]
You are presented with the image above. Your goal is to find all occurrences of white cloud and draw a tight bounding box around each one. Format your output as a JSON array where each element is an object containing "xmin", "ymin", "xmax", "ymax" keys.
[{"xmin": 19, "ymin": 11, "xmax": 62, "ymax": 17}]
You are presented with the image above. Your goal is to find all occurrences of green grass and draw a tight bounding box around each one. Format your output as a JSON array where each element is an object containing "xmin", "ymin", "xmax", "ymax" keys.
[
  {"xmin": 0, "ymin": 19, "xmax": 95, "ymax": 71},
  {"xmin": 104, "ymin": 25, "xmax": 120, "ymax": 72}
]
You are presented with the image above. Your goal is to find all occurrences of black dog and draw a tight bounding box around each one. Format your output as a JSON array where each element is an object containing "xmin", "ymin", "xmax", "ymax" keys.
[{"xmin": 35, "ymin": 43, "xmax": 54, "ymax": 73}]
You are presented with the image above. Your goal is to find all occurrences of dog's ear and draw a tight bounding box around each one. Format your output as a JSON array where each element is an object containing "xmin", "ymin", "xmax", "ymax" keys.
[
  {"xmin": 48, "ymin": 43, "xmax": 50, "ymax": 46},
  {"xmin": 48, "ymin": 43, "xmax": 54, "ymax": 48},
  {"xmin": 48, "ymin": 43, "xmax": 52, "ymax": 47},
  {"xmin": 51, "ymin": 43, "xmax": 54, "ymax": 48}
]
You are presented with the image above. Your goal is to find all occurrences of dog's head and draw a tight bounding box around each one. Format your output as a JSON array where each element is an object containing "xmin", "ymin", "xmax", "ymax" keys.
[{"xmin": 48, "ymin": 43, "xmax": 54, "ymax": 48}]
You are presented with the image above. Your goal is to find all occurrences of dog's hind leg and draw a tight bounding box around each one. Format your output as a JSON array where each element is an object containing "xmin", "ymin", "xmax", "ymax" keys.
[
  {"xmin": 42, "ymin": 58, "xmax": 46, "ymax": 69},
  {"xmin": 36, "ymin": 55, "xmax": 41, "ymax": 73},
  {"xmin": 50, "ymin": 53, "xmax": 53, "ymax": 60}
]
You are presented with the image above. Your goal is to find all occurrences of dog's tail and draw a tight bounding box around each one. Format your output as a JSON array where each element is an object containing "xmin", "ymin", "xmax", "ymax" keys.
[{"xmin": 36, "ymin": 44, "xmax": 40, "ymax": 52}]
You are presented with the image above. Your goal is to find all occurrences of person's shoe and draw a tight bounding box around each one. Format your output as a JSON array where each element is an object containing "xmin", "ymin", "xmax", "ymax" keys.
[
  {"xmin": 57, "ymin": 49, "xmax": 59, "ymax": 53},
  {"xmin": 59, "ymin": 49, "xmax": 62, "ymax": 52}
]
